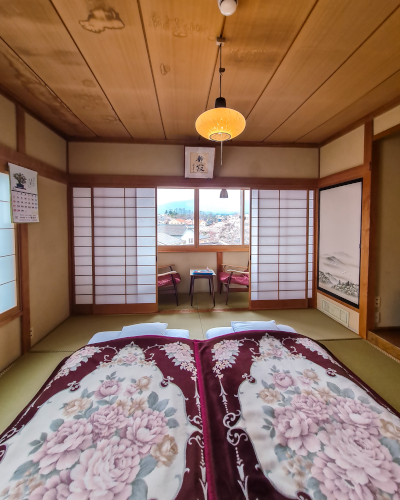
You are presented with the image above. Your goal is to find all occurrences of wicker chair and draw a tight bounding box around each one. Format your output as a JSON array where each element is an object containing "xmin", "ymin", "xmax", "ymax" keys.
[
  {"xmin": 218, "ymin": 263, "xmax": 249, "ymax": 305},
  {"xmin": 157, "ymin": 264, "xmax": 181, "ymax": 306}
]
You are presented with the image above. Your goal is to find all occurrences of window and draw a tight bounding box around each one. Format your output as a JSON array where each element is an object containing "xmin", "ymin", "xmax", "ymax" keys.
[
  {"xmin": 157, "ymin": 188, "xmax": 249, "ymax": 248},
  {"xmin": 0, "ymin": 173, "xmax": 18, "ymax": 319},
  {"xmin": 157, "ymin": 189, "xmax": 194, "ymax": 246}
]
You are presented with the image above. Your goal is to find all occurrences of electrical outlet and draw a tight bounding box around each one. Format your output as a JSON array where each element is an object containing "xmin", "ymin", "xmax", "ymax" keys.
[
  {"xmin": 30, "ymin": 327, "xmax": 34, "ymax": 338},
  {"xmin": 375, "ymin": 296, "xmax": 381, "ymax": 308},
  {"xmin": 375, "ymin": 312, "xmax": 381, "ymax": 324}
]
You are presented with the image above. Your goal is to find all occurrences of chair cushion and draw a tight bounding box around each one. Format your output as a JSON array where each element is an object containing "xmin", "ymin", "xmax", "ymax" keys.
[
  {"xmin": 158, "ymin": 273, "xmax": 181, "ymax": 287},
  {"xmin": 218, "ymin": 271, "xmax": 249, "ymax": 286}
]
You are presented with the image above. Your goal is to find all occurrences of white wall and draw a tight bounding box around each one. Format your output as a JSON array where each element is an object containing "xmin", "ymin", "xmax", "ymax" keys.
[
  {"xmin": 320, "ymin": 126, "xmax": 365, "ymax": 178},
  {"xmin": 69, "ymin": 142, "xmax": 319, "ymax": 178},
  {"xmin": 25, "ymin": 114, "xmax": 67, "ymax": 171},
  {"xmin": 374, "ymin": 104, "xmax": 400, "ymax": 136}
]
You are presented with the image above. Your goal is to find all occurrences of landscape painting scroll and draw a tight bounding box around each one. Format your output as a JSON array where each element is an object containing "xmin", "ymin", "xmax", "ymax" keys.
[{"xmin": 318, "ymin": 179, "xmax": 362, "ymax": 308}]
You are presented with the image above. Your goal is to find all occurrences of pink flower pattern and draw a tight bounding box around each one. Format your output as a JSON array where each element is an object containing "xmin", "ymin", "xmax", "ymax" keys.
[{"xmin": 89, "ymin": 404, "xmax": 128, "ymax": 442}]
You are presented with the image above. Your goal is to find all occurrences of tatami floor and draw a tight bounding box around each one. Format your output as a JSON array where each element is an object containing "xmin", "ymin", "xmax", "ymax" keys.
[{"xmin": 1, "ymin": 292, "xmax": 400, "ymax": 434}]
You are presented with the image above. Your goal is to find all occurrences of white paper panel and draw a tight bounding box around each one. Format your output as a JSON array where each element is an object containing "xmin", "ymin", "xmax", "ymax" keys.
[
  {"xmin": 125, "ymin": 198, "xmax": 136, "ymax": 207},
  {"xmin": 126, "ymin": 257, "xmax": 137, "ymax": 266},
  {"xmin": 75, "ymin": 256, "xmax": 92, "ymax": 266},
  {"xmin": 74, "ymin": 217, "xmax": 92, "ymax": 227},
  {"xmin": 126, "ymin": 276, "xmax": 138, "ymax": 285},
  {"xmin": 137, "ymin": 208, "xmax": 155, "ymax": 218},
  {"xmin": 279, "ymin": 282, "xmax": 305, "ymax": 291},
  {"xmin": 95, "ymin": 256, "xmax": 125, "ymax": 266},
  {"xmin": 308, "ymin": 289, "xmax": 313, "ymax": 298},
  {"xmin": 95, "ymin": 285, "xmax": 125, "ymax": 295},
  {"xmin": 73, "ymin": 188, "xmax": 91, "ymax": 197},
  {"xmin": 126, "ymin": 237, "xmax": 137, "ymax": 246},
  {"xmin": 126, "ymin": 266, "xmax": 137, "ymax": 275},
  {"xmin": 259, "ymin": 209, "xmax": 280, "ymax": 218},
  {"xmin": 75, "ymin": 275, "xmax": 92, "ymax": 285},
  {"xmin": 0, "ymin": 202, "xmax": 13, "ymax": 229},
  {"xmin": 258, "ymin": 218, "xmax": 279, "ymax": 227},
  {"xmin": 137, "ymin": 188, "xmax": 155, "ymax": 197},
  {"xmin": 279, "ymin": 226, "xmax": 307, "ymax": 236},
  {"xmin": 137, "ymin": 275, "xmax": 155, "ymax": 285},
  {"xmin": 279, "ymin": 290, "xmax": 305, "ymax": 299},
  {"xmin": 126, "ymin": 285, "xmax": 156, "ymax": 294},
  {"xmin": 127, "ymin": 294, "xmax": 156, "ymax": 303},
  {"xmin": 94, "ymin": 197, "xmax": 124, "ymax": 208},
  {"xmin": 137, "ymin": 246, "xmax": 156, "ymax": 256},
  {"xmin": 137, "ymin": 256, "xmax": 156, "ymax": 266},
  {"xmin": 75, "ymin": 295, "xmax": 93, "ymax": 304},
  {"xmin": 74, "ymin": 247, "xmax": 92, "ymax": 256},
  {"xmin": 73, "ymin": 198, "xmax": 91, "ymax": 208},
  {"xmin": 125, "ymin": 208, "xmax": 136, "ymax": 217},
  {"xmin": 95, "ymin": 266, "xmax": 125, "ymax": 275},
  {"xmin": 259, "ymin": 199, "xmax": 279, "ymax": 209},
  {"xmin": 257, "ymin": 263, "xmax": 279, "ymax": 273},
  {"xmin": 95, "ymin": 247, "xmax": 125, "ymax": 257},
  {"xmin": 125, "ymin": 227, "xmax": 137, "ymax": 237},
  {"xmin": 0, "ymin": 255, "xmax": 15, "ymax": 286},
  {"xmin": 75, "ymin": 266, "xmax": 92, "ymax": 276},
  {"xmin": 280, "ymin": 218, "xmax": 307, "ymax": 227},
  {"xmin": 94, "ymin": 237, "xmax": 125, "ymax": 247},
  {"xmin": 125, "ymin": 218, "xmax": 136, "ymax": 228},
  {"xmin": 137, "ymin": 218, "xmax": 155, "ymax": 227},
  {"xmin": 94, "ymin": 217, "xmax": 125, "ymax": 227},
  {"xmin": 126, "ymin": 247, "xmax": 138, "ymax": 256},
  {"xmin": 279, "ymin": 246, "xmax": 307, "ymax": 255},
  {"xmin": 280, "ymin": 254, "xmax": 306, "ymax": 264},
  {"xmin": 96, "ymin": 295, "xmax": 125, "ymax": 304},
  {"xmin": 279, "ymin": 236, "xmax": 306, "ymax": 246},
  {"xmin": 94, "ymin": 227, "xmax": 124, "ymax": 237},
  {"xmin": 75, "ymin": 285, "xmax": 93, "ymax": 295},
  {"xmin": 0, "ymin": 280, "xmax": 17, "ymax": 314},
  {"xmin": 125, "ymin": 188, "xmax": 136, "ymax": 197},
  {"xmin": 280, "ymin": 190, "xmax": 307, "ymax": 199},
  {"xmin": 94, "ymin": 188, "xmax": 124, "ymax": 197},
  {"xmin": 280, "ymin": 208, "xmax": 307, "ymax": 218},
  {"xmin": 137, "ymin": 227, "xmax": 156, "ymax": 237},
  {"xmin": 259, "ymin": 190, "xmax": 279, "ymax": 199},
  {"xmin": 258, "ymin": 227, "xmax": 279, "ymax": 237},
  {"xmin": 136, "ymin": 198, "xmax": 155, "ymax": 208},
  {"xmin": 280, "ymin": 272, "xmax": 306, "ymax": 281},
  {"xmin": 258, "ymin": 236, "xmax": 279, "ymax": 246},
  {"xmin": 0, "ymin": 229, "xmax": 14, "ymax": 257},
  {"xmin": 137, "ymin": 237, "xmax": 156, "ymax": 246},
  {"xmin": 96, "ymin": 276, "xmax": 125, "ymax": 285},
  {"xmin": 258, "ymin": 246, "xmax": 279, "ymax": 255},
  {"xmin": 279, "ymin": 263, "xmax": 306, "ymax": 272},
  {"xmin": 74, "ymin": 207, "xmax": 91, "ymax": 217},
  {"xmin": 74, "ymin": 237, "xmax": 92, "ymax": 247},
  {"xmin": 256, "ymin": 272, "xmax": 279, "ymax": 282},
  {"xmin": 258, "ymin": 255, "xmax": 279, "ymax": 264},
  {"xmin": 94, "ymin": 207, "xmax": 125, "ymax": 217},
  {"xmin": 280, "ymin": 199, "xmax": 307, "ymax": 209},
  {"xmin": 137, "ymin": 266, "xmax": 156, "ymax": 275},
  {"xmin": 251, "ymin": 291, "xmax": 278, "ymax": 300},
  {"xmin": 74, "ymin": 227, "xmax": 92, "ymax": 237},
  {"xmin": 256, "ymin": 282, "xmax": 279, "ymax": 292}
]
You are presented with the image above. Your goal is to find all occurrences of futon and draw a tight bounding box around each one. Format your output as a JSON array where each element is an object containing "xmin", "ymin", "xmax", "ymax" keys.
[{"xmin": 0, "ymin": 330, "xmax": 399, "ymax": 500}]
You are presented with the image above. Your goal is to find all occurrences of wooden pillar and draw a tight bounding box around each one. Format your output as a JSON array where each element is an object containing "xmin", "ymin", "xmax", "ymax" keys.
[{"xmin": 16, "ymin": 106, "xmax": 31, "ymax": 352}]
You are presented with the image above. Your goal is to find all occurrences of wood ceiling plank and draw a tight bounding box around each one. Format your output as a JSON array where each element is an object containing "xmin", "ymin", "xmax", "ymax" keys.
[
  {"xmin": 296, "ymin": 70, "xmax": 400, "ymax": 143},
  {"xmin": 139, "ymin": 0, "xmax": 224, "ymax": 140},
  {"xmin": 0, "ymin": 40, "xmax": 93, "ymax": 137},
  {"xmin": 0, "ymin": 0, "xmax": 129, "ymax": 137},
  {"xmin": 266, "ymin": 4, "xmax": 400, "ymax": 142},
  {"xmin": 240, "ymin": 0, "xmax": 400, "ymax": 142},
  {"xmin": 207, "ymin": 0, "xmax": 316, "ymax": 117},
  {"xmin": 51, "ymin": 0, "xmax": 165, "ymax": 140}
]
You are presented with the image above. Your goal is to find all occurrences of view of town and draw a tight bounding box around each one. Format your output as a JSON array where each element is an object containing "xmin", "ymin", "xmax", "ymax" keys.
[{"xmin": 157, "ymin": 189, "xmax": 249, "ymax": 246}]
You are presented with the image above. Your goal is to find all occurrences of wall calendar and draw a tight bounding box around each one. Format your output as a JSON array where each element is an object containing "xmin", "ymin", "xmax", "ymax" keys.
[{"xmin": 8, "ymin": 163, "xmax": 39, "ymax": 223}]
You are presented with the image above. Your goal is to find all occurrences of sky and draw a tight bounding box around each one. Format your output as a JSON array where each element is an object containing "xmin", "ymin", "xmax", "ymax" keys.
[{"xmin": 157, "ymin": 188, "xmax": 249, "ymax": 213}]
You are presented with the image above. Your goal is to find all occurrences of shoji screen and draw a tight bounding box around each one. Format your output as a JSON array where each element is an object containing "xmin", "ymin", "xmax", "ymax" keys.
[
  {"xmin": 250, "ymin": 189, "xmax": 313, "ymax": 308},
  {"xmin": 72, "ymin": 187, "xmax": 157, "ymax": 314},
  {"xmin": 0, "ymin": 173, "xmax": 18, "ymax": 317}
]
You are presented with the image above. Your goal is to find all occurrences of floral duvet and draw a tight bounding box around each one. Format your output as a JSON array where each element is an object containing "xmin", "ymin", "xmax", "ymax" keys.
[{"xmin": 0, "ymin": 331, "xmax": 399, "ymax": 500}]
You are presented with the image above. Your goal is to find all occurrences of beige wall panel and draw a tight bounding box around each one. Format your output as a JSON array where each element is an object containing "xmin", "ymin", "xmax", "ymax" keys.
[
  {"xmin": 0, "ymin": 318, "xmax": 21, "ymax": 372},
  {"xmin": 317, "ymin": 292, "xmax": 359, "ymax": 334},
  {"xmin": 28, "ymin": 177, "xmax": 69, "ymax": 345},
  {"xmin": 320, "ymin": 126, "xmax": 365, "ymax": 178},
  {"xmin": 0, "ymin": 94, "xmax": 16, "ymax": 150},
  {"xmin": 375, "ymin": 134, "xmax": 400, "ymax": 326},
  {"xmin": 374, "ymin": 104, "xmax": 400, "ymax": 136},
  {"xmin": 158, "ymin": 252, "xmax": 216, "ymax": 293},
  {"xmin": 25, "ymin": 114, "xmax": 67, "ymax": 171},
  {"xmin": 69, "ymin": 143, "xmax": 318, "ymax": 178}
]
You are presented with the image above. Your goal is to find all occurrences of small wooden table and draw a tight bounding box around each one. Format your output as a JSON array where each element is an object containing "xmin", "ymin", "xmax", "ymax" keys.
[{"xmin": 189, "ymin": 269, "xmax": 216, "ymax": 306}]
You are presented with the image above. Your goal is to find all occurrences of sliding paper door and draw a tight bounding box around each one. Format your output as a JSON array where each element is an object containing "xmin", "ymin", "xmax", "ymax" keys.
[
  {"xmin": 250, "ymin": 189, "xmax": 313, "ymax": 309},
  {"xmin": 72, "ymin": 187, "xmax": 157, "ymax": 314}
]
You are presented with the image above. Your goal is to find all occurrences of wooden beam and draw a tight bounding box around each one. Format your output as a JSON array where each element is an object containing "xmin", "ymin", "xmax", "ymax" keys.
[
  {"xmin": 68, "ymin": 136, "xmax": 319, "ymax": 148},
  {"xmin": 216, "ymin": 252, "xmax": 223, "ymax": 276},
  {"xmin": 373, "ymin": 122, "xmax": 400, "ymax": 141},
  {"xmin": 19, "ymin": 224, "xmax": 30, "ymax": 353},
  {"xmin": 69, "ymin": 174, "xmax": 318, "ymax": 190},
  {"xmin": 318, "ymin": 163, "xmax": 370, "ymax": 188},
  {"xmin": 0, "ymin": 143, "xmax": 68, "ymax": 184},
  {"xmin": 158, "ymin": 245, "xmax": 249, "ymax": 253},
  {"xmin": 364, "ymin": 120, "xmax": 373, "ymax": 164},
  {"xmin": 16, "ymin": 106, "xmax": 26, "ymax": 155}
]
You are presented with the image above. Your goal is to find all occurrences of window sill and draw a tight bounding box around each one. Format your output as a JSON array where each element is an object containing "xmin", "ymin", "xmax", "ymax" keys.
[{"xmin": 0, "ymin": 309, "xmax": 22, "ymax": 328}]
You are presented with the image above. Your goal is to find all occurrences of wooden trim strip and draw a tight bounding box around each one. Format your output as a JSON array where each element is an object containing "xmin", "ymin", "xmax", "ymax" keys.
[
  {"xmin": 16, "ymin": 106, "xmax": 26, "ymax": 155},
  {"xmin": 318, "ymin": 163, "xmax": 370, "ymax": 188},
  {"xmin": 0, "ymin": 143, "xmax": 68, "ymax": 184},
  {"xmin": 373, "ymin": 122, "xmax": 400, "ymax": 141},
  {"xmin": 68, "ymin": 136, "xmax": 319, "ymax": 148},
  {"xmin": 316, "ymin": 289, "xmax": 360, "ymax": 313},
  {"xmin": 19, "ymin": 224, "xmax": 31, "ymax": 353},
  {"xmin": 0, "ymin": 310, "xmax": 22, "ymax": 328},
  {"xmin": 158, "ymin": 245, "xmax": 249, "ymax": 253},
  {"xmin": 364, "ymin": 121, "xmax": 373, "ymax": 164},
  {"xmin": 69, "ymin": 174, "xmax": 318, "ymax": 189}
]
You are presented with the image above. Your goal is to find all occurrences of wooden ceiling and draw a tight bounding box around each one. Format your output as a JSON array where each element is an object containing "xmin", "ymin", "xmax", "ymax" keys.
[{"xmin": 0, "ymin": 0, "xmax": 400, "ymax": 144}]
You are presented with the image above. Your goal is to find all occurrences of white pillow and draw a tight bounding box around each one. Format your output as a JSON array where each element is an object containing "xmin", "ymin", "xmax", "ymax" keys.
[
  {"xmin": 87, "ymin": 331, "xmax": 120, "ymax": 344},
  {"xmin": 165, "ymin": 329, "xmax": 190, "ymax": 339},
  {"xmin": 206, "ymin": 327, "xmax": 234, "ymax": 339},
  {"xmin": 120, "ymin": 323, "xmax": 168, "ymax": 338},
  {"xmin": 277, "ymin": 324, "xmax": 297, "ymax": 333},
  {"xmin": 231, "ymin": 320, "xmax": 279, "ymax": 333}
]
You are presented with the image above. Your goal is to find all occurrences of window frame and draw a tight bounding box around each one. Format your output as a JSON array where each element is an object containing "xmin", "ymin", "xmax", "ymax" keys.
[{"xmin": 157, "ymin": 187, "xmax": 250, "ymax": 252}]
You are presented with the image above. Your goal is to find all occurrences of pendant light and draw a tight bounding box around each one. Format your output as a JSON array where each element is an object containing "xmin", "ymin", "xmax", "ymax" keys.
[
  {"xmin": 195, "ymin": 39, "xmax": 246, "ymax": 147},
  {"xmin": 220, "ymin": 188, "xmax": 228, "ymax": 198}
]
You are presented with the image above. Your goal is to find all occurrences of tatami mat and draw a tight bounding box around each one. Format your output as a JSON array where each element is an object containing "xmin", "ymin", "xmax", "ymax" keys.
[
  {"xmin": 2, "ymin": 300, "xmax": 399, "ymax": 435},
  {"xmin": 0, "ymin": 352, "xmax": 71, "ymax": 434},
  {"xmin": 320, "ymin": 339, "xmax": 400, "ymax": 412}
]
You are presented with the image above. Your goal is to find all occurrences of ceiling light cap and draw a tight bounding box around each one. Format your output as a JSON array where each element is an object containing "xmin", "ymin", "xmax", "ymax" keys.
[
  {"xmin": 215, "ymin": 97, "xmax": 226, "ymax": 108},
  {"xmin": 218, "ymin": 0, "xmax": 238, "ymax": 16}
]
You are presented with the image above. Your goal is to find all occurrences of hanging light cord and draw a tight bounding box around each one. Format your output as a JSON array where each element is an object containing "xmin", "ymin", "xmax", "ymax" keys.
[{"xmin": 219, "ymin": 44, "xmax": 222, "ymax": 98}]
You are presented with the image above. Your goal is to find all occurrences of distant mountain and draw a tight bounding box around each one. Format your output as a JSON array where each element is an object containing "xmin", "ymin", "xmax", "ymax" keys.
[{"xmin": 158, "ymin": 200, "xmax": 236, "ymax": 215}]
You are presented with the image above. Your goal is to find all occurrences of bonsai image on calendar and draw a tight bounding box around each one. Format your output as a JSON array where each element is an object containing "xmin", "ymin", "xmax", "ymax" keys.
[
  {"xmin": 13, "ymin": 172, "xmax": 27, "ymax": 189},
  {"xmin": 317, "ymin": 179, "xmax": 362, "ymax": 308}
]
